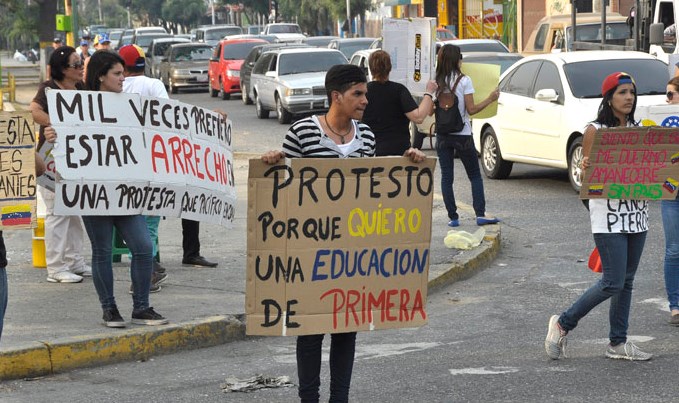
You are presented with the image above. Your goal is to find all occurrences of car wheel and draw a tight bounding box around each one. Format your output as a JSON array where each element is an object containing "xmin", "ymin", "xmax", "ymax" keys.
[
  {"xmin": 276, "ymin": 95, "xmax": 292, "ymax": 124},
  {"xmin": 481, "ymin": 127, "xmax": 512, "ymax": 179},
  {"xmin": 410, "ymin": 121, "xmax": 426, "ymax": 149},
  {"xmin": 255, "ymin": 93, "xmax": 269, "ymax": 119},
  {"xmin": 168, "ymin": 77, "xmax": 178, "ymax": 94},
  {"xmin": 242, "ymin": 83, "xmax": 252, "ymax": 105},
  {"xmin": 219, "ymin": 80, "xmax": 230, "ymax": 100},
  {"xmin": 568, "ymin": 136, "xmax": 583, "ymax": 192}
]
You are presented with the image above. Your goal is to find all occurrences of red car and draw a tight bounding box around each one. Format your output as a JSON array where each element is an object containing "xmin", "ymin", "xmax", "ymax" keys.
[{"xmin": 208, "ymin": 38, "xmax": 268, "ymax": 100}]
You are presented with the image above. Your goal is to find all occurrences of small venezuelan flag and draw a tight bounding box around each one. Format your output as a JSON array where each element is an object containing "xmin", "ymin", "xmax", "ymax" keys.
[
  {"xmin": 664, "ymin": 177, "xmax": 679, "ymax": 193},
  {"xmin": 1, "ymin": 205, "xmax": 31, "ymax": 226},
  {"xmin": 588, "ymin": 185, "xmax": 604, "ymax": 196}
]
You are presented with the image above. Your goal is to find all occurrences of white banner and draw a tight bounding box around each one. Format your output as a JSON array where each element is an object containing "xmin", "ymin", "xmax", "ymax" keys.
[
  {"xmin": 382, "ymin": 17, "xmax": 436, "ymax": 95},
  {"xmin": 47, "ymin": 89, "xmax": 235, "ymax": 227}
]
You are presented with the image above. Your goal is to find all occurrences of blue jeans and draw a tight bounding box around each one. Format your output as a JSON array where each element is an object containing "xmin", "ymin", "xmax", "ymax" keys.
[
  {"xmin": 297, "ymin": 332, "xmax": 357, "ymax": 403},
  {"xmin": 436, "ymin": 135, "xmax": 486, "ymax": 220},
  {"xmin": 662, "ymin": 196, "xmax": 679, "ymax": 311},
  {"xmin": 0, "ymin": 266, "xmax": 6, "ymax": 340},
  {"xmin": 559, "ymin": 232, "xmax": 646, "ymax": 345},
  {"xmin": 82, "ymin": 215, "xmax": 153, "ymax": 312}
]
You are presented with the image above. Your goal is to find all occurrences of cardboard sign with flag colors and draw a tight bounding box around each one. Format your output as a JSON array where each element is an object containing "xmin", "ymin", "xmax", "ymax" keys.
[
  {"xmin": 0, "ymin": 111, "xmax": 37, "ymax": 230},
  {"xmin": 580, "ymin": 126, "xmax": 679, "ymax": 200},
  {"xmin": 246, "ymin": 157, "xmax": 436, "ymax": 336}
]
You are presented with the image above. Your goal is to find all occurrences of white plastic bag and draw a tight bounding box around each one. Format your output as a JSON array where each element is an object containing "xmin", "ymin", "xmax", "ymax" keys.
[
  {"xmin": 444, "ymin": 227, "xmax": 485, "ymax": 250},
  {"xmin": 13, "ymin": 50, "xmax": 27, "ymax": 62}
]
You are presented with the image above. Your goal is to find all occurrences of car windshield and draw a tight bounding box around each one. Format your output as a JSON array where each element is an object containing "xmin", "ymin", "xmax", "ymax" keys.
[
  {"xmin": 154, "ymin": 41, "xmax": 182, "ymax": 56},
  {"xmin": 206, "ymin": 27, "xmax": 242, "ymax": 40},
  {"xmin": 457, "ymin": 42, "xmax": 508, "ymax": 52},
  {"xmin": 136, "ymin": 34, "xmax": 170, "ymax": 47},
  {"xmin": 223, "ymin": 42, "xmax": 264, "ymax": 60},
  {"xmin": 269, "ymin": 25, "xmax": 302, "ymax": 34},
  {"xmin": 566, "ymin": 23, "xmax": 630, "ymax": 45},
  {"xmin": 564, "ymin": 59, "xmax": 668, "ymax": 98},
  {"xmin": 171, "ymin": 46, "xmax": 213, "ymax": 62},
  {"xmin": 337, "ymin": 41, "xmax": 373, "ymax": 59},
  {"xmin": 278, "ymin": 52, "xmax": 347, "ymax": 75},
  {"xmin": 464, "ymin": 55, "xmax": 523, "ymax": 73},
  {"xmin": 109, "ymin": 31, "xmax": 122, "ymax": 41}
]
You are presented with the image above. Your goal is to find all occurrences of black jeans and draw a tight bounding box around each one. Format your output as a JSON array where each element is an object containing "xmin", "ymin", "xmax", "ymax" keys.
[
  {"xmin": 297, "ymin": 332, "xmax": 357, "ymax": 403},
  {"xmin": 181, "ymin": 219, "xmax": 200, "ymax": 260}
]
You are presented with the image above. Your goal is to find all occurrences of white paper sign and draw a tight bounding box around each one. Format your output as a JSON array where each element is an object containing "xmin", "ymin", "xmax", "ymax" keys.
[{"xmin": 47, "ymin": 90, "xmax": 235, "ymax": 227}]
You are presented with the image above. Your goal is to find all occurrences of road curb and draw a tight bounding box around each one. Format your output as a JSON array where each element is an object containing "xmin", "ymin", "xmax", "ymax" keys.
[
  {"xmin": 0, "ymin": 315, "xmax": 245, "ymax": 380},
  {"xmin": 428, "ymin": 225, "xmax": 501, "ymax": 293}
]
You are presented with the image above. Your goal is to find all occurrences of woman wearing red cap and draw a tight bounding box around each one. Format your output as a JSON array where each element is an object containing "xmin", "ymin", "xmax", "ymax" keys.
[{"xmin": 545, "ymin": 72, "xmax": 652, "ymax": 361}]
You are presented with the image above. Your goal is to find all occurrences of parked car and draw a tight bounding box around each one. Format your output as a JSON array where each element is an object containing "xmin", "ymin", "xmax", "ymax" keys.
[
  {"xmin": 349, "ymin": 49, "xmax": 378, "ymax": 81},
  {"xmin": 303, "ymin": 36, "xmax": 339, "ymax": 47},
  {"xmin": 523, "ymin": 13, "xmax": 630, "ymax": 54},
  {"xmin": 194, "ymin": 25, "xmax": 243, "ymax": 47},
  {"xmin": 223, "ymin": 34, "xmax": 277, "ymax": 43},
  {"xmin": 158, "ymin": 43, "xmax": 213, "ymax": 94},
  {"xmin": 133, "ymin": 26, "xmax": 168, "ymax": 35},
  {"xmin": 261, "ymin": 23, "xmax": 306, "ymax": 42},
  {"xmin": 471, "ymin": 51, "xmax": 667, "ymax": 191},
  {"xmin": 411, "ymin": 51, "xmax": 524, "ymax": 149},
  {"xmin": 250, "ymin": 48, "xmax": 347, "ymax": 123},
  {"xmin": 436, "ymin": 38, "xmax": 510, "ymax": 54},
  {"xmin": 208, "ymin": 38, "xmax": 268, "ymax": 100},
  {"xmin": 247, "ymin": 25, "xmax": 264, "ymax": 35},
  {"xmin": 132, "ymin": 32, "xmax": 172, "ymax": 51},
  {"xmin": 240, "ymin": 42, "xmax": 311, "ymax": 105},
  {"xmin": 145, "ymin": 37, "xmax": 190, "ymax": 78},
  {"xmin": 108, "ymin": 29, "xmax": 124, "ymax": 49},
  {"xmin": 328, "ymin": 37, "xmax": 376, "ymax": 59}
]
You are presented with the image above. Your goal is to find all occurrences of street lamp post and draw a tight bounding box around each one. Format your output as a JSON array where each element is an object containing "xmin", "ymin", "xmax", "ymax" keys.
[{"xmin": 211, "ymin": 0, "xmax": 215, "ymax": 25}]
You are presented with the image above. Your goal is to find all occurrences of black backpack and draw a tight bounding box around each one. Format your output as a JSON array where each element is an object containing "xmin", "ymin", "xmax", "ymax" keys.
[{"xmin": 435, "ymin": 74, "xmax": 465, "ymax": 135}]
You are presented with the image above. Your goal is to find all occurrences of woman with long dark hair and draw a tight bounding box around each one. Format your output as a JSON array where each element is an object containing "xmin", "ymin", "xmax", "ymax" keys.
[
  {"xmin": 44, "ymin": 51, "xmax": 167, "ymax": 328},
  {"xmin": 545, "ymin": 72, "xmax": 651, "ymax": 361},
  {"xmin": 434, "ymin": 44, "xmax": 499, "ymax": 227},
  {"xmin": 30, "ymin": 46, "xmax": 92, "ymax": 284}
]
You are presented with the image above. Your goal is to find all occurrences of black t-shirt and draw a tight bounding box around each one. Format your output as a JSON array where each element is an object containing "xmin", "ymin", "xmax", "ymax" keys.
[{"xmin": 362, "ymin": 81, "xmax": 418, "ymax": 156}]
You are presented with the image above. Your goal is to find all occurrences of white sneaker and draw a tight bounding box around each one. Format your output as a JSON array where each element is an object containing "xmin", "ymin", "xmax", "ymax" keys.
[
  {"xmin": 72, "ymin": 265, "xmax": 92, "ymax": 277},
  {"xmin": 47, "ymin": 271, "xmax": 83, "ymax": 283},
  {"xmin": 545, "ymin": 315, "xmax": 567, "ymax": 359},
  {"xmin": 605, "ymin": 341, "xmax": 652, "ymax": 361}
]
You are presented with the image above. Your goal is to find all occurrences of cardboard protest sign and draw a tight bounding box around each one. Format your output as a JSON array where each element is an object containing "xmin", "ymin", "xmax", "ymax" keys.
[
  {"xmin": 246, "ymin": 157, "xmax": 436, "ymax": 336},
  {"xmin": 382, "ymin": 18, "xmax": 436, "ymax": 95},
  {"xmin": 0, "ymin": 112, "xmax": 37, "ymax": 230},
  {"xmin": 47, "ymin": 89, "xmax": 235, "ymax": 226},
  {"xmin": 580, "ymin": 126, "xmax": 679, "ymax": 200},
  {"xmin": 461, "ymin": 63, "xmax": 500, "ymax": 119}
]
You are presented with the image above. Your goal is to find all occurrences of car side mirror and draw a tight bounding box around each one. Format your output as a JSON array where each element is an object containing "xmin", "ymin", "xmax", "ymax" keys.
[
  {"xmin": 650, "ymin": 23, "xmax": 665, "ymax": 45},
  {"xmin": 535, "ymin": 88, "xmax": 559, "ymax": 102}
]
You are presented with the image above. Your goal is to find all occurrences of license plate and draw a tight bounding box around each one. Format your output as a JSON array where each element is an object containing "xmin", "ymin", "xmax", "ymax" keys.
[
  {"xmin": 197, "ymin": 75, "xmax": 208, "ymax": 82},
  {"xmin": 324, "ymin": 99, "xmax": 329, "ymax": 108}
]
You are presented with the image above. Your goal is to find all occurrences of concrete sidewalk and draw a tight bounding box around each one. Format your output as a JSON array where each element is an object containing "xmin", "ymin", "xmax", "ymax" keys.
[{"xmin": 0, "ymin": 83, "xmax": 502, "ymax": 380}]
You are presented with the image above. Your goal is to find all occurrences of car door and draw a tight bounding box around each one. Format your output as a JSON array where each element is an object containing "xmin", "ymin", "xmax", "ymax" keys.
[
  {"xmin": 494, "ymin": 60, "xmax": 541, "ymax": 157},
  {"xmin": 252, "ymin": 53, "xmax": 274, "ymax": 104},
  {"xmin": 209, "ymin": 43, "xmax": 222, "ymax": 90},
  {"xmin": 519, "ymin": 60, "xmax": 566, "ymax": 162},
  {"xmin": 260, "ymin": 54, "xmax": 278, "ymax": 108}
]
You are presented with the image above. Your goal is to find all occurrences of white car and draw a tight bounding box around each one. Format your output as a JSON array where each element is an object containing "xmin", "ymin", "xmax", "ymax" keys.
[{"xmin": 471, "ymin": 51, "xmax": 667, "ymax": 191}]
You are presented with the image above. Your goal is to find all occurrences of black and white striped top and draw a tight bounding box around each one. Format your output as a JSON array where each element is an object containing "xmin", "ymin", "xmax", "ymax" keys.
[{"xmin": 283, "ymin": 116, "xmax": 376, "ymax": 158}]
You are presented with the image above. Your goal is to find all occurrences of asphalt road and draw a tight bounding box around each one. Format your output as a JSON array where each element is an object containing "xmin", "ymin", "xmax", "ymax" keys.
[{"xmin": 0, "ymin": 89, "xmax": 674, "ymax": 402}]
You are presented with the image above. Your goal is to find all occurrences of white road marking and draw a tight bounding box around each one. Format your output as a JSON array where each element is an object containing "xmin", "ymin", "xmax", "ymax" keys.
[
  {"xmin": 448, "ymin": 366, "xmax": 519, "ymax": 375},
  {"xmin": 640, "ymin": 297, "xmax": 670, "ymax": 312}
]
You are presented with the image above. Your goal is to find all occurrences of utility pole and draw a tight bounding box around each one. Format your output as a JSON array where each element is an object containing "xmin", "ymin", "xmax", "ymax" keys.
[
  {"xmin": 346, "ymin": 0, "xmax": 351, "ymax": 37},
  {"xmin": 211, "ymin": 0, "xmax": 215, "ymax": 25}
]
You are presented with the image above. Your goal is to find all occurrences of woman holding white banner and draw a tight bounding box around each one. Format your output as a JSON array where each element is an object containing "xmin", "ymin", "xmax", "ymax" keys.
[
  {"xmin": 44, "ymin": 50, "xmax": 167, "ymax": 329},
  {"xmin": 262, "ymin": 64, "xmax": 425, "ymax": 403},
  {"xmin": 30, "ymin": 45, "xmax": 92, "ymax": 284}
]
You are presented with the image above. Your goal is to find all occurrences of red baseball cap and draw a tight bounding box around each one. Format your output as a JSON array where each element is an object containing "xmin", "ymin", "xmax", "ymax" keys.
[
  {"xmin": 118, "ymin": 44, "xmax": 146, "ymax": 68},
  {"xmin": 601, "ymin": 72, "xmax": 635, "ymax": 97}
]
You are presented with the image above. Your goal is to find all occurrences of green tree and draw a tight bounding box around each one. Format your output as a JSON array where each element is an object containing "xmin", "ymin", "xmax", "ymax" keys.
[
  {"xmin": 162, "ymin": 0, "xmax": 206, "ymax": 32},
  {"xmin": 0, "ymin": 0, "xmax": 39, "ymax": 50}
]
